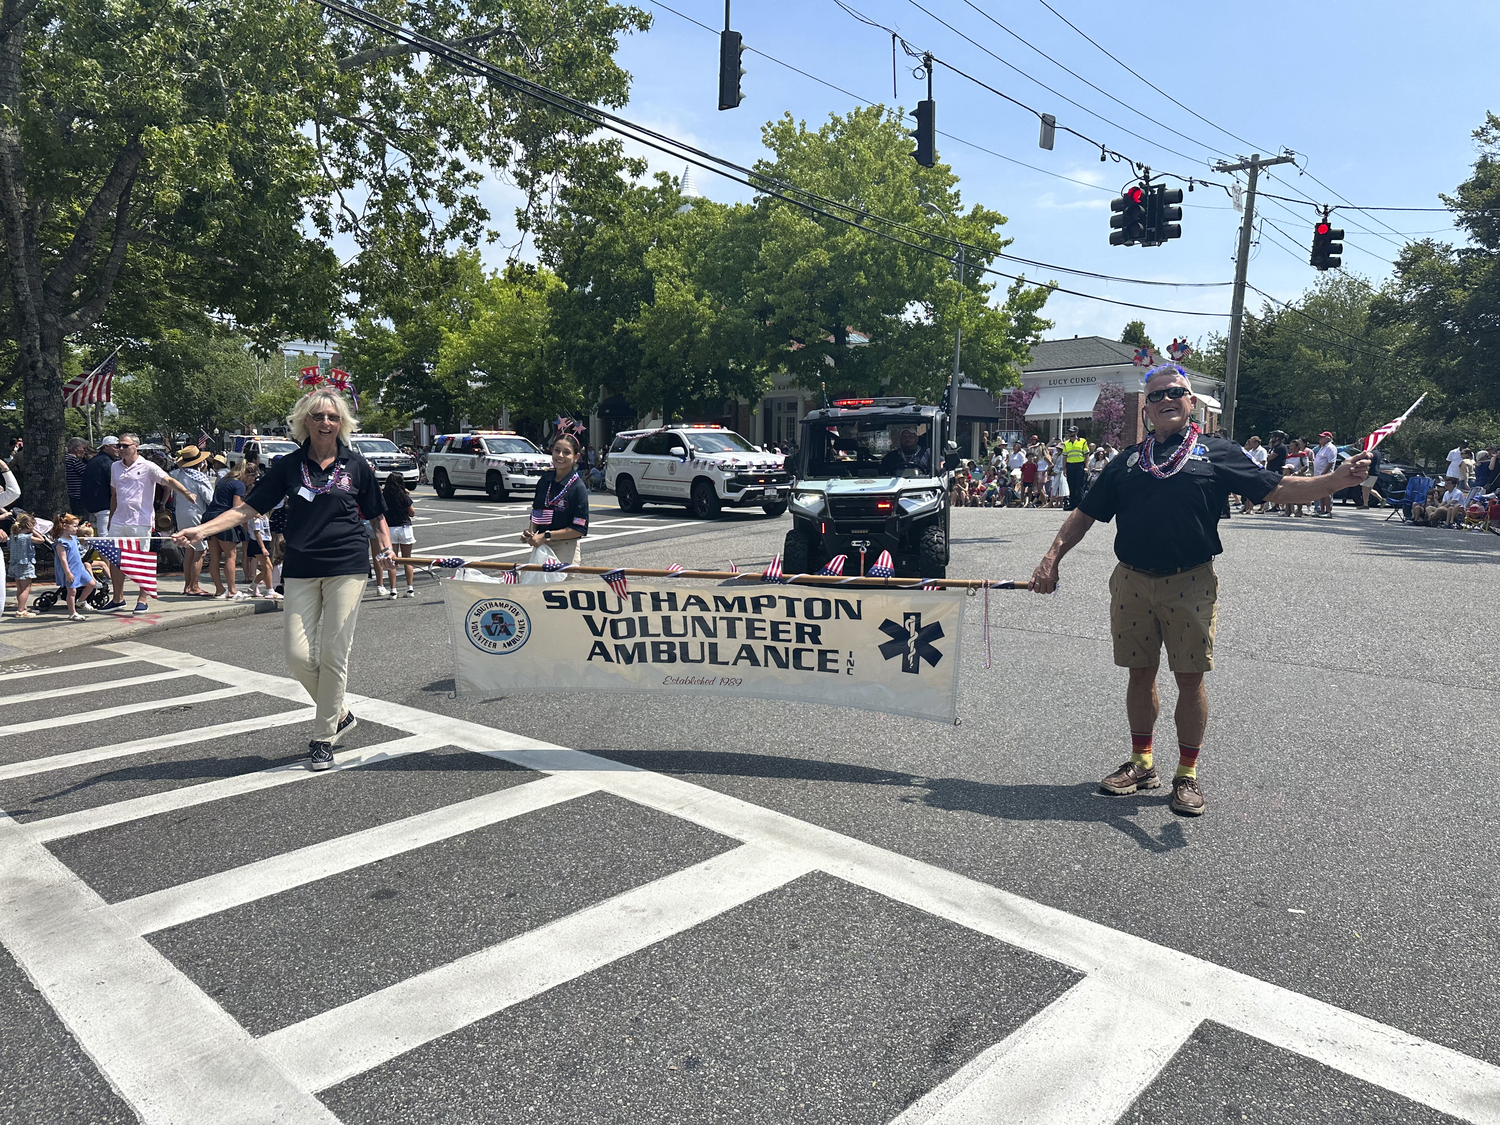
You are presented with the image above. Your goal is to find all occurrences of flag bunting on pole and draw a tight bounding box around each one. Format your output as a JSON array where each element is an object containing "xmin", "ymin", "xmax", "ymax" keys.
[
  {"xmin": 434, "ymin": 557, "xmax": 467, "ymax": 569},
  {"xmin": 761, "ymin": 554, "xmax": 785, "ymax": 583},
  {"xmin": 62, "ymin": 353, "xmax": 117, "ymax": 407},
  {"xmin": 502, "ymin": 569, "xmax": 518, "ymax": 584},
  {"xmin": 726, "ymin": 560, "xmax": 738, "ymax": 574},
  {"xmin": 601, "ymin": 568, "xmax": 629, "ymax": 600},
  {"xmin": 541, "ymin": 557, "xmax": 567, "ymax": 572},
  {"xmin": 85, "ymin": 538, "xmax": 157, "ymax": 598},
  {"xmin": 1362, "ymin": 394, "xmax": 1427, "ymax": 452},
  {"xmin": 817, "ymin": 554, "xmax": 847, "ymax": 576},
  {"xmin": 666, "ymin": 562, "xmax": 685, "ymax": 576},
  {"xmin": 868, "ymin": 550, "xmax": 895, "ymax": 578}
]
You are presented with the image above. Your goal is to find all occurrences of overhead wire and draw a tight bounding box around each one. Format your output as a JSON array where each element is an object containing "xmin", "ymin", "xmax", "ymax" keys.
[{"xmin": 313, "ymin": 0, "xmax": 1231, "ymax": 318}]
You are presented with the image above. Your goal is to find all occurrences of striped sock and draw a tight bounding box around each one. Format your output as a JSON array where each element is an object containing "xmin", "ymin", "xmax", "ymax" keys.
[
  {"xmin": 1176, "ymin": 743, "xmax": 1201, "ymax": 779},
  {"xmin": 1130, "ymin": 732, "xmax": 1153, "ymax": 770}
]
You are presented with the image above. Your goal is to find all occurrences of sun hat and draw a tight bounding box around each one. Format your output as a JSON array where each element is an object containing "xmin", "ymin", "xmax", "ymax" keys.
[{"xmin": 174, "ymin": 445, "xmax": 211, "ymax": 469}]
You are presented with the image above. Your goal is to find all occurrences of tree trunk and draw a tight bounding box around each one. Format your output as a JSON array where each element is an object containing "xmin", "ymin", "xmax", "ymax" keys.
[{"xmin": 17, "ymin": 327, "xmax": 65, "ymax": 515}]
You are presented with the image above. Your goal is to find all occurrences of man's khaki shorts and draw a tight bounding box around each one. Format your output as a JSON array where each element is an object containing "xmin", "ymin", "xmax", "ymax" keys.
[{"xmin": 1107, "ymin": 561, "xmax": 1218, "ymax": 672}]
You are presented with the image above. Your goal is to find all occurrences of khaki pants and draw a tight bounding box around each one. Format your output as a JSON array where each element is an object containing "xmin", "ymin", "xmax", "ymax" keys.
[
  {"xmin": 283, "ymin": 574, "xmax": 367, "ymax": 741},
  {"xmin": 1107, "ymin": 561, "xmax": 1218, "ymax": 672}
]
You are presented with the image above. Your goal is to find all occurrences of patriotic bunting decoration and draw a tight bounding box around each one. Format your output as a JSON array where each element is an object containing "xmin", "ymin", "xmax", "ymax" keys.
[
  {"xmin": 541, "ymin": 557, "xmax": 567, "ymax": 572},
  {"xmin": 868, "ymin": 550, "xmax": 895, "ymax": 579},
  {"xmin": 434, "ymin": 557, "xmax": 467, "ymax": 569},
  {"xmin": 62, "ymin": 352, "xmax": 117, "ymax": 407},
  {"xmin": 761, "ymin": 554, "xmax": 785, "ymax": 583},
  {"xmin": 601, "ymin": 568, "xmax": 629, "ymax": 600},
  {"xmin": 1362, "ymin": 393, "xmax": 1427, "ymax": 453},
  {"xmin": 502, "ymin": 569, "xmax": 519, "ymax": 584},
  {"xmin": 85, "ymin": 538, "xmax": 157, "ymax": 598},
  {"xmin": 921, "ymin": 582, "xmax": 941, "ymax": 591},
  {"xmin": 1132, "ymin": 346, "xmax": 1154, "ymax": 367},
  {"xmin": 1166, "ymin": 337, "xmax": 1193, "ymax": 362},
  {"xmin": 299, "ymin": 366, "xmax": 323, "ymax": 387},
  {"xmin": 667, "ymin": 563, "xmax": 685, "ymax": 576},
  {"xmin": 817, "ymin": 554, "xmax": 847, "ymax": 576},
  {"xmin": 727, "ymin": 560, "xmax": 738, "ymax": 574}
]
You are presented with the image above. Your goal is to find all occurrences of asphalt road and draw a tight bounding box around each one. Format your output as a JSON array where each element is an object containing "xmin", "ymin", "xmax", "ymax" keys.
[{"xmin": 2, "ymin": 491, "xmax": 1496, "ymax": 1125}]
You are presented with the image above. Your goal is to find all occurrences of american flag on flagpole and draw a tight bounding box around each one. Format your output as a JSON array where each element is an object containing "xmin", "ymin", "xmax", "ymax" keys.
[
  {"xmin": 85, "ymin": 538, "xmax": 157, "ymax": 598},
  {"xmin": 198, "ymin": 429, "xmax": 211, "ymax": 448},
  {"xmin": 817, "ymin": 554, "xmax": 847, "ymax": 576},
  {"xmin": 62, "ymin": 352, "xmax": 117, "ymax": 407},
  {"xmin": 868, "ymin": 550, "xmax": 895, "ymax": 578},
  {"xmin": 1362, "ymin": 393, "xmax": 1427, "ymax": 452},
  {"xmin": 601, "ymin": 568, "xmax": 629, "ymax": 600}
]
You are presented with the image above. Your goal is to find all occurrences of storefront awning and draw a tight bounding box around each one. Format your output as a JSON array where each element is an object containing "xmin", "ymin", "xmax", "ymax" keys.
[
  {"xmin": 1196, "ymin": 392, "xmax": 1222, "ymax": 411},
  {"xmin": 956, "ymin": 386, "xmax": 1000, "ymax": 421},
  {"xmin": 1025, "ymin": 384, "xmax": 1100, "ymax": 418}
]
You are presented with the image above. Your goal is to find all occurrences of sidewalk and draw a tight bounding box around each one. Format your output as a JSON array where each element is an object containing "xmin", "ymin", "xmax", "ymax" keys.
[{"xmin": 0, "ymin": 590, "xmax": 282, "ymax": 660}]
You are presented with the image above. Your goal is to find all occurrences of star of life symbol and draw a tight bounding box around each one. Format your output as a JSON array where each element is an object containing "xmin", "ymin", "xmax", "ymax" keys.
[
  {"xmin": 466, "ymin": 598, "xmax": 531, "ymax": 655},
  {"xmin": 878, "ymin": 612, "xmax": 945, "ymax": 674}
]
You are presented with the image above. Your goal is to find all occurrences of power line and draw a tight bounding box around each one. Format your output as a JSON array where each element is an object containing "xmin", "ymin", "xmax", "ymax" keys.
[
  {"xmin": 953, "ymin": 0, "xmax": 1234, "ymax": 161},
  {"xmin": 313, "ymin": 0, "xmax": 1231, "ymax": 319},
  {"xmin": 1028, "ymin": 0, "xmax": 1273, "ymax": 156},
  {"xmin": 1244, "ymin": 283, "xmax": 1397, "ymax": 360}
]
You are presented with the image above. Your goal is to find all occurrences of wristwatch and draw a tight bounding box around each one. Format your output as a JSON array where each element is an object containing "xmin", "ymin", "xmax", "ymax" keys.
[{"xmin": 543, "ymin": 531, "xmax": 551, "ymax": 541}]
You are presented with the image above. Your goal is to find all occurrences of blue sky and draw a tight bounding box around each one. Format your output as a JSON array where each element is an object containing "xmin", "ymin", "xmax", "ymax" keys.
[{"xmin": 476, "ymin": 0, "xmax": 1498, "ymax": 352}]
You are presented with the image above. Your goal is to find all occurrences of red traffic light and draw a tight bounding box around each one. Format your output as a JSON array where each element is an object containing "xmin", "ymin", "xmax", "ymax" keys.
[
  {"xmin": 1316, "ymin": 222, "xmax": 1330, "ymax": 235},
  {"xmin": 1126, "ymin": 186, "xmax": 1144, "ymax": 203}
]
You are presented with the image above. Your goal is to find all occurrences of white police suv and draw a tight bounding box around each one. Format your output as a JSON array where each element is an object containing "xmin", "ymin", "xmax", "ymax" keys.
[
  {"xmin": 605, "ymin": 425, "xmax": 789, "ymax": 518},
  {"xmin": 426, "ymin": 431, "xmax": 551, "ymax": 501}
]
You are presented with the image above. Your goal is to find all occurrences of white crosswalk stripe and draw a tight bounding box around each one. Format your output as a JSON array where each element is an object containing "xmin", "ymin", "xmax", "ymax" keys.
[{"xmin": 0, "ymin": 641, "xmax": 1497, "ymax": 1125}]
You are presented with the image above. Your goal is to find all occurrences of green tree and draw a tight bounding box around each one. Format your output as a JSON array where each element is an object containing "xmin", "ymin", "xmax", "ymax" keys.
[
  {"xmin": 2, "ymin": 0, "xmax": 648, "ymax": 512},
  {"xmin": 1120, "ymin": 320, "xmax": 1155, "ymax": 351}
]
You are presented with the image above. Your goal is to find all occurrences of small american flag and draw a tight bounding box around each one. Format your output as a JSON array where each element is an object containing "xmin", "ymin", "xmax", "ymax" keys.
[
  {"xmin": 601, "ymin": 568, "xmax": 629, "ymax": 599},
  {"xmin": 868, "ymin": 550, "xmax": 895, "ymax": 578},
  {"xmin": 761, "ymin": 554, "xmax": 784, "ymax": 583},
  {"xmin": 435, "ymin": 557, "xmax": 466, "ymax": 568},
  {"xmin": 502, "ymin": 569, "xmax": 518, "ymax": 584},
  {"xmin": 542, "ymin": 557, "xmax": 567, "ymax": 572},
  {"xmin": 726, "ymin": 560, "xmax": 738, "ymax": 574},
  {"xmin": 1363, "ymin": 393, "xmax": 1426, "ymax": 452},
  {"xmin": 817, "ymin": 554, "xmax": 847, "ymax": 576},
  {"xmin": 198, "ymin": 429, "xmax": 211, "ymax": 448},
  {"xmin": 85, "ymin": 537, "xmax": 157, "ymax": 598},
  {"xmin": 62, "ymin": 353, "xmax": 117, "ymax": 407},
  {"xmin": 667, "ymin": 562, "xmax": 685, "ymax": 576}
]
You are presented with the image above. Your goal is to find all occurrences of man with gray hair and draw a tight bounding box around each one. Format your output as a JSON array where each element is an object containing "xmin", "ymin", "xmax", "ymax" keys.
[{"xmin": 1028, "ymin": 364, "xmax": 1371, "ymax": 817}]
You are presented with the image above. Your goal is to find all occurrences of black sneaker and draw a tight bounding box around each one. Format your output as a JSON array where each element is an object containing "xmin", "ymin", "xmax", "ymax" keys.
[
  {"xmin": 308, "ymin": 741, "xmax": 334, "ymax": 771},
  {"xmin": 333, "ymin": 711, "xmax": 357, "ymax": 745}
]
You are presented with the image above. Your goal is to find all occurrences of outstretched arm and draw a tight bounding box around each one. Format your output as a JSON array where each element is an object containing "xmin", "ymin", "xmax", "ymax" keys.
[
  {"xmin": 1267, "ymin": 451, "xmax": 1370, "ymax": 505},
  {"xmin": 1030, "ymin": 509, "xmax": 1096, "ymax": 594}
]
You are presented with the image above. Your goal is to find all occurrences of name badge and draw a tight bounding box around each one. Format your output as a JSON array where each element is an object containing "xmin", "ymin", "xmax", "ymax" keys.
[{"xmin": 297, "ymin": 486, "xmax": 317, "ymax": 502}]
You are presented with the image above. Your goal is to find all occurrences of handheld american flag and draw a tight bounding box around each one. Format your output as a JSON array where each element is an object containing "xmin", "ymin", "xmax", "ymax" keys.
[
  {"xmin": 1362, "ymin": 394, "xmax": 1427, "ymax": 453},
  {"xmin": 85, "ymin": 538, "xmax": 157, "ymax": 598},
  {"xmin": 62, "ymin": 352, "xmax": 117, "ymax": 407},
  {"xmin": 601, "ymin": 568, "xmax": 629, "ymax": 600}
]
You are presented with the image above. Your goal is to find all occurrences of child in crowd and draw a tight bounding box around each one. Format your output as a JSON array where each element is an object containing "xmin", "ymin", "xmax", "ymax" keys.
[
  {"xmin": 270, "ymin": 539, "xmax": 285, "ymax": 597},
  {"xmin": 247, "ymin": 495, "xmax": 278, "ymax": 600},
  {"xmin": 8, "ymin": 512, "xmax": 43, "ymax": 617},
  {"xmin": 51, "ymin": 513, "xmax": 97, "ymax": 621},
  {"xmin": 381, "ymin": 472, "xmax": 417, "ymax": 598}
]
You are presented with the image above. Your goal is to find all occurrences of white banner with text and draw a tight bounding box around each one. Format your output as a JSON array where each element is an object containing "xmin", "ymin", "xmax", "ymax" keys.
[{"xmin": 442, "ymin": 579, "xmax": 966, "ymax": 723}]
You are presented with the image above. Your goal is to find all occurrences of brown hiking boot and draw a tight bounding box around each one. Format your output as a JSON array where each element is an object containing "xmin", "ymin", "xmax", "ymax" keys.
[
  {"xmin": 1100, "ymin": 760, "xmax": 1161, "ymax": 795},
  {"xmin": 1170, "ymin": 775, "xmax": 1206, "ymax": 816}
]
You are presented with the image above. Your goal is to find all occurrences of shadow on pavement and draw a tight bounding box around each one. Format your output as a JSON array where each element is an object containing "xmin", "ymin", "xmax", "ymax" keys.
[{"xmin": 590, "ymin": 748, "xmax": 1189, "ymax": 854}]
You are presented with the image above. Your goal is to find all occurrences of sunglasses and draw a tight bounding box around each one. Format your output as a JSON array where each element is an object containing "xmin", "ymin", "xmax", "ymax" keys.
[
  {"xmin": 309, "ymin": 412, "xmax": 341, "ymax": 422},
  {"xmin": 1145, "ymin": 386, "xmax": 1193, "ymax": 404}
]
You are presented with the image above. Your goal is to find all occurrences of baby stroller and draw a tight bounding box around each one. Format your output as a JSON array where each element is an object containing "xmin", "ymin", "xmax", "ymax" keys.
[{"xmin": 30, "ymin": 535, "xmax": 112, "ymax": 613}]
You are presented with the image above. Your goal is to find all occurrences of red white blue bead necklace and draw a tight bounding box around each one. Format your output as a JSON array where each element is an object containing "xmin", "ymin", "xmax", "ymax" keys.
[{"xmin": 1139, "ymin": 423, "xmax": 1202, "ymax": 480}]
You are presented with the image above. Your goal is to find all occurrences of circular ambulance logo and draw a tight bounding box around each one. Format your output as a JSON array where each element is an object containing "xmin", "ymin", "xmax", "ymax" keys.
[{"xmin": 465, "ymin": 598, "xmax": 531, "ymax": 655}]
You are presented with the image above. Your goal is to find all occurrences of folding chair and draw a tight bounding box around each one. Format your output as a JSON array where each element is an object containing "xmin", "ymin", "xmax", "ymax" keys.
[
  {"xmin": 1463, "ymin": 489, "xmax": 1494, "ymax": 532},
  {"xmin": 1386, "ymin": 475, "xmax": 1430, "ymax": 523}
]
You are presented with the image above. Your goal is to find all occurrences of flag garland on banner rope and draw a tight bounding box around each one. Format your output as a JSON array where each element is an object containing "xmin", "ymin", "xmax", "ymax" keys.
[{"xmin": 600, "ymin": 568, "xmax": 629, "ymax": 600}]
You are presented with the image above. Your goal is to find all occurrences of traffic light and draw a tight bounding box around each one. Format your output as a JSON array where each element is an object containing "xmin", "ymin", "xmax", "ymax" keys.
[
  {"xmin": 718, "ymin": 30, "xmax": 745, "ymax": 110},
  {"xmin": 910, "ymin": 100, "xmax": 935, "ymax": 167},
  {"xmin": 1147, "ymin": 184, "xmax": 1183, "ymax": 244},
  {"xmin": 1310, "ymin": 219, "xmax": 1344, "ymax": 270},
  {"xmin": 1109, "ymin": 184, "xmax": 1147, "ymax": 246}
]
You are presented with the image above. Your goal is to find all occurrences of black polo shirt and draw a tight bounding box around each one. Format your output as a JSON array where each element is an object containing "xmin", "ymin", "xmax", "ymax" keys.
[
  {"xmin": 1079, "ymin": 430, "xmax": 1283, "ymax": 572},
  {"xmin": 244, "ymin": 440, "xmax": 385, "ymax": 579},
  {"xmin": 530, "ymin": 470, "xmax": 589, "ymax": 535}
]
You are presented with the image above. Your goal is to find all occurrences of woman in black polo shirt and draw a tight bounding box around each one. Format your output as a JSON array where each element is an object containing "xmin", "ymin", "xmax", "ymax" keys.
[
  {"xmin": 175, "ymin": 391, "xmax": 391, "ymax": 770},
  {"xmin": 519, "ymin": 433, "xmax": 589, "ymax": 566}
]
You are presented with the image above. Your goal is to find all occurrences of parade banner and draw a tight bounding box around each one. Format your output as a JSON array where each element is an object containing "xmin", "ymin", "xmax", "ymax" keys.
[{"xmin": 442, "ymin": 579, "xmax": 967, "ymax": 723}]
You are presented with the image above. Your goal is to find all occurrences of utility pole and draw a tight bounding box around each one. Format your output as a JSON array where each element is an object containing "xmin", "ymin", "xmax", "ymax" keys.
[{"xmin": 1213, "ymin": 153, "xmax": 1293, "ymax": 439}]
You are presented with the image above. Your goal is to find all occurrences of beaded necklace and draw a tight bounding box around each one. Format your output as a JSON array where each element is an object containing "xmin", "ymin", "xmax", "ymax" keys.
[
  {"xmin": 299, "ymin": 453, "xmax": 350, "ymax": 496},
  {"xmin": 543, "ymin": 470, "xmax": 581, "ymax": 508},
  {"xmin": 1138, "ymin": 423, "xmax": 1202, "ymax": 480}
]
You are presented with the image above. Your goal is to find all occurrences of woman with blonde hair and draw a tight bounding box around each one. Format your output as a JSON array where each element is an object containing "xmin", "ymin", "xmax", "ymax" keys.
[{"xmin": 177, "ymin": 390, "xmax": 391, "ymax": 770}]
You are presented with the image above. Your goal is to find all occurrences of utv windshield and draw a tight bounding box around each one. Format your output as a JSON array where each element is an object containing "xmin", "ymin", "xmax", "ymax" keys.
[
  {"xmin": 686, "ymin": 431, "xmax": 756, "ymax": 454},
  {"xmin": 802, "ymin": 417, "xmax": 933, "ymax": 479}
]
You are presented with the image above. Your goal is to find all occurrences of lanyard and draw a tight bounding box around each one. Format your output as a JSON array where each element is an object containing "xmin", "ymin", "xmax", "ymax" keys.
[{"xmin": 1139, "ymin": 424, "xmax": 1202, "ymax": 480}]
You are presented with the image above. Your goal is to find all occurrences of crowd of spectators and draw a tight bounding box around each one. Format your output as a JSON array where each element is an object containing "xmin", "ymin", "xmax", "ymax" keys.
[{"xmin": 950, "ymin": 434, "xmax": 1122, "ymax": 509}]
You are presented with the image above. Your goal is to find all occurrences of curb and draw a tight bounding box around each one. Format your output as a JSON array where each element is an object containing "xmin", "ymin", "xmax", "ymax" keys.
[{"xmin": 0, "ymin": 599, "xmax": 281, "ymax": 660}]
